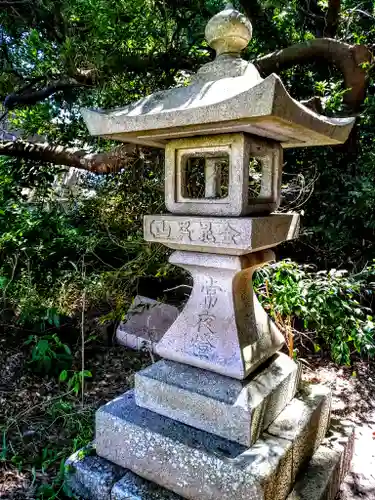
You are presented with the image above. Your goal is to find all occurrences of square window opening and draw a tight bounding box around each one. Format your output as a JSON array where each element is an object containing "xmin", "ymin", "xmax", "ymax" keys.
[
  {"xmin": 248, "ymin": 157, "xmax": 263, "ymax": 201},
  {"xmin": 181, "ymin": 153, "xmax": 229, "ymax": 200}
]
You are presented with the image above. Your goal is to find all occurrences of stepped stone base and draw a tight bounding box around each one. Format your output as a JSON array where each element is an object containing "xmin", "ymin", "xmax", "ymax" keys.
[
  {"xmin": 135, "ymin": 353, "xmax": 301, "ymax": 446},
  {"xmin": 94, "ymin": 385, "xmax": 331, "ymax": 500},
  {"xmin": 65, "ymin": 420, "xmax": 353, "ymax": 500}
]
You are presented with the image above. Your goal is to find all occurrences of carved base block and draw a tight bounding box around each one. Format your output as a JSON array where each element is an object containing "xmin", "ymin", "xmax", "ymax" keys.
[
  {"xmin": 156, "ymin": 249, "xmax": 285, "ymax": 379},
  {"xmin": 135, "ymin": 353, "xmax": 301, "ymax": 446}
]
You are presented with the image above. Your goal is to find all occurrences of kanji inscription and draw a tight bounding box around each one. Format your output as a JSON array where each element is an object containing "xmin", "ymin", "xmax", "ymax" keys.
[
  {"xmin": 148, "ymin": 218, "xmax": 243, "ymax": 245},
  {"xmin": 192, "ymin": 277, "xmax": 223, "ymax": 358}
]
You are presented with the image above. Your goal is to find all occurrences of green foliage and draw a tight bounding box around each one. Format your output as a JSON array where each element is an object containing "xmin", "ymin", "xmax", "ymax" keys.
[
  {"xmin": 1, "ymin": 393, "xmax": 94, "ymax": 500},
  {"xmin": 59, "ymin": 369, "xmax": 92, "ymax": 395},
  {"xmin": 254, "ymin": 260, "xmax": 375, "ymax": 364},
  {"xmin": 0, "ymin": 154, "xmax": 170, "ymax": 332},
  {"xmin": 25, "ymin": 334, "xmax": 72, "ymax": 374}
]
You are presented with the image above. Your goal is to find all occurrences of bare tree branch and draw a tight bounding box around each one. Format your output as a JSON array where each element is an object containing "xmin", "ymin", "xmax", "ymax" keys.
[
  {"xmin": 0, "ymin": 140, "xmax": 138, "ymax": 173},
  {"xmin": 255, "ymin": 38, "xmax": 372, "ymax": 112},
  {"xmin": 3, "ymin": 79, "xmax": 85, "ymax": 110}
]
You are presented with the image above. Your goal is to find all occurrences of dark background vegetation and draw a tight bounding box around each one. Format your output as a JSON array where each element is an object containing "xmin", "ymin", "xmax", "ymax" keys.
[{"xmin": 0, "ymin": 0, "xmax": 374, "ymax": 497}]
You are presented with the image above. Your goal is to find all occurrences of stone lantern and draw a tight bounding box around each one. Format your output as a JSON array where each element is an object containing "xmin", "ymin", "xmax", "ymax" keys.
[{"xmin": 67, "ymin": 4, "xmax": 355, "ymax": 500}]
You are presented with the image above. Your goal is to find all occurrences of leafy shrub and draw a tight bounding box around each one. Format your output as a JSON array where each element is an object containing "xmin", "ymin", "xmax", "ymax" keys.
[
  {"xmin": 254, "ymin": 260, "xmax": 375, "ymax": 364},
  {"xmin": 25, "ymin": 334, "xmax": 72, "ymax": 374},
  {"xmin": 0, "ymin": 156, "xmax": 170, "ymax": 335}
]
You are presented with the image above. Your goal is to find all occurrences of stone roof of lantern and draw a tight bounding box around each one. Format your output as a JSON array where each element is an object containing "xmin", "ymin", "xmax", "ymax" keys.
[{"xmin": 81, "ymin": 4, "xmax": 355, "ymax": 149}]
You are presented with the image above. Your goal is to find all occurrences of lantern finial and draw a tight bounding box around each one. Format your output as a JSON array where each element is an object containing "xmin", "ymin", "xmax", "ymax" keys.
[{"xmin": 205, "ymin": 3, "xmax": 252, "ymax": 57}]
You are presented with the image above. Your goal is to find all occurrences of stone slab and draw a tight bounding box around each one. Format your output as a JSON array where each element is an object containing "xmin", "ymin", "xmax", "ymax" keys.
[
  {"xmin": 64, "ymin": 447, "xmax": 182, "ymax": 500},
  {"xmin": 325, "ymin": 419, "xmax": 355, "ymax": 486},
  {"xmin": 116, "ymin": 296, "xmax": 178, "ymax": 352},
  {"xmin": 135, "ymin": 353, "xmax": 301, "ymax": 446},
  {"xmin": 112, "ymin": 471, "xmax": 182, "ymax": 500},
  {"xmin": 287, "ymin": 422, "xmax": 355, "ymax": 500},
  {"xmin": 267, "ymin": 384, "xmax": 332, "ymax": 480},
  {"xmin": 95, "ymin": 386, "xmax": 330, "ymax": 500},
  {"xmin": 65, "ymin": 446, "xmax": 124, "ymax": 500},
  {"xmin": 144, "ymin": 213, "xmax": 300, "ymax": 255}
]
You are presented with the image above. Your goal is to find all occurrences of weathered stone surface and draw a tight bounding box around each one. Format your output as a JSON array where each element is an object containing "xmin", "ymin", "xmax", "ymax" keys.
[
  {"xmin": 267, "ymin": 384, "xmax": 332, "ymax": 480},
  {"xmin": 112, "ymin": 471, "xmax": 182, "ymax": 500},
  {"xmin": 65, "ymin": 446, "xmax": 124, "ymax": 500},
  {"xmin": 96, "ymin": 390, "xmax": 262, "ymax": 500},
  {"xmin": 135, "ymin": 353, "xmax": 301, "ymax": 446},
  {"xmin": 205, "ymin": 3, "xmax": 252, "ymax": 57},
  {"xmin": 64, "ymin": 447, "xmax": 183, "ymax": 500},
  {"xmin": 144, "ymin": 213, "xmax": 299, "ymax": 255},
  {"xmin": 116, "ymin": 296, "xmax": 178, "ymax": 352},
  {"xmin": 287, "ymin": 421, "xmax": 355, "ymax": 500},
  {"xmin": 164, "ymin": 134, "xmax": 283, "ymax": 216},
  {"xmin": 325, "ymin": 419, "xmax": 355, "ymax": 486},
  {"xmin": 155, "ymin": 249, "xmax": 284, "ymax": 379},
  {"xmin": 287, "ymin": 446, "xmax": 342, "ymax": 500},
  {"xmin": 95, "ymin": 387, "xmax": 329, "ymax": 500},
  {"xmin": 82, "ymin": 74, "xmax": 354, "ymax": 149}
]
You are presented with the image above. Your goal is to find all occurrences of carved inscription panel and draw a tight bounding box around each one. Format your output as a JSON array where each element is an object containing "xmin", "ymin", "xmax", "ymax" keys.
[
  {"xmin": 145, "ymin": 216, "xmax": 245, "ymax": 247},
  {"xmin": 193, "ymin": 276, "xmax": 222, "ymax": 358},
  {"xmin": 144, "ymin": 214, "xmax": 299, "ymax": 255}
]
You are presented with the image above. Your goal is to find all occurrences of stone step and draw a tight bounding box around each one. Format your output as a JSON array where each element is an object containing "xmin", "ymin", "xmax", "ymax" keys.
[
  {"xmin": 135, "ymin": 353, "xmax": 301, "ymax": 446},
  {"xmin": 65, "ymin": 445, "xmax": 182, "ymax": 499},
  {"xmin": 287, "ymin": 420, "xmax": 355, "ymax": 500},
  {"xmin": 65, "ymin": 446, "xmax": 123, "ymax": 499},
  {"xmin": 94, "ymin": 385, "xmax": 331, "ymax": 500}
]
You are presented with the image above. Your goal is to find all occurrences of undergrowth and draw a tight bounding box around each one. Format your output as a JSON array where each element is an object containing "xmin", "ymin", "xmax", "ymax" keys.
[{"xmin": 254, "ymin": 260, "xmax": 375, "ymax": 364}]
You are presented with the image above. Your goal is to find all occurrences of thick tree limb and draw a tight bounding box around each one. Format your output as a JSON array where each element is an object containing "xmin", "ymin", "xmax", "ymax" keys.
[
  {"xmin": 2, "ymin": 49, "xmax": 199, "ymax": 107},
  {"xmin": 255, "ymin": 38, "xmax": 372, "ymax": 112},
  {"xmin": 0, "ymin": 140, "xmax": 137, "ymax": 173}
]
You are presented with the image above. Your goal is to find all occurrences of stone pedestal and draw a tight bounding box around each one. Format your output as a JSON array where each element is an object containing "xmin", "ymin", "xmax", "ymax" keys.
[
  {"xmin": 156, "ymin": 249, "xmax": 284, "ymax": 379},
  {"xmin": 66, "ymin": 387, "xmax": 354, "ymax": 500},
  {"xmin": 66, "ymin": 211, "xmax": 353, "ymax": 500}
]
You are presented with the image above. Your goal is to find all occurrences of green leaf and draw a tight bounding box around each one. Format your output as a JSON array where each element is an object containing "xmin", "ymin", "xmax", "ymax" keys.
[
  {"xmin": 313, "ymin": 343, "xmax": 321, "ymax": 353},
  {"xmin": 59, "ymin": 370, "xmax": 68, "ymax": 382}
]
